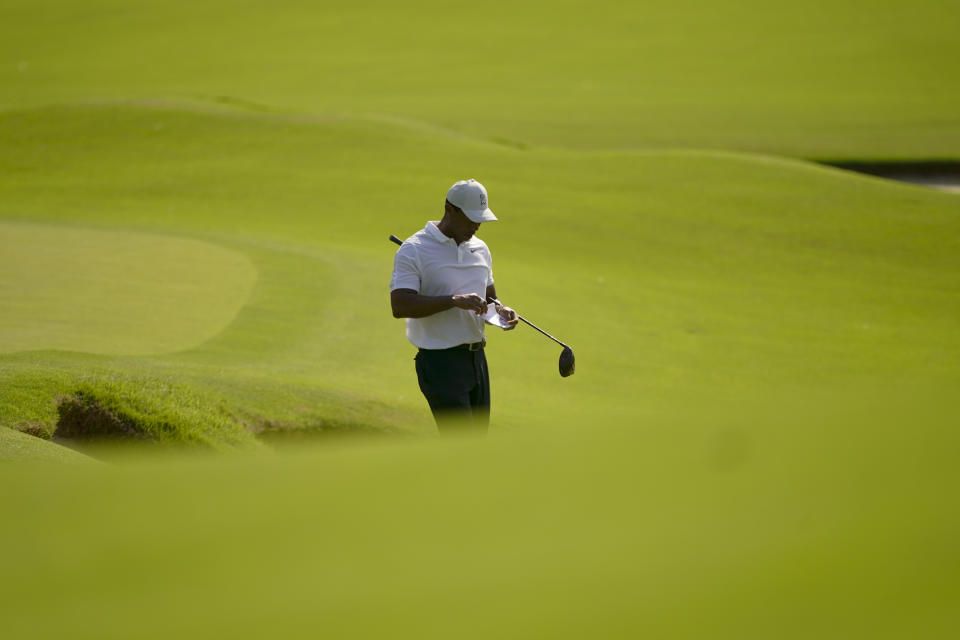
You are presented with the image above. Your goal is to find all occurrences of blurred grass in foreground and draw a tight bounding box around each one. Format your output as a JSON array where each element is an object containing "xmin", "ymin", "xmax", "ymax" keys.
[{"xmin": 2, "ymin": 387, "xmax": 957, "ymax": 638}]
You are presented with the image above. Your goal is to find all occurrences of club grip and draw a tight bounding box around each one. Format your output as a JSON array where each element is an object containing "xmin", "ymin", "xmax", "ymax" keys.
[{"xmin": 389, "ymin": 234, "xmax": 403, "ymax": 246}]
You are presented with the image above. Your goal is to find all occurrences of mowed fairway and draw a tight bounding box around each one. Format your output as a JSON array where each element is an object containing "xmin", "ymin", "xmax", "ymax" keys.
[
  {"xmin": 0, "ymin": 222, "xmax": 256, "ymax": 354},
  {"xmin": 1, "ymin": 0, "xmax": 959, "ymax": 637},
  {"xmin": 2, "ymin": 103, "xmax": 958, "ymax": 440}
]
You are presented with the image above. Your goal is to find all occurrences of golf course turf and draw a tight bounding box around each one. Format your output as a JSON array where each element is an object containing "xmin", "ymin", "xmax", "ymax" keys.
[{"xmin": 1, "ymin": 1, "xmax": 959, "ymax": 637}]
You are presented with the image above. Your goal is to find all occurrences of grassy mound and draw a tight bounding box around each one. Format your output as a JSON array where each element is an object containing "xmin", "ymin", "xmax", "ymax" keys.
[
  {"xmin": 52, "ymin": 382, "xmax": 253, "ymax": 449},
  {"xmin": 0, "ymin": 358, "xmax": 419, "ymax": 454},
  {"xmin": 48, "ymin": 381, "xmax": 401, "ymax": 452}
]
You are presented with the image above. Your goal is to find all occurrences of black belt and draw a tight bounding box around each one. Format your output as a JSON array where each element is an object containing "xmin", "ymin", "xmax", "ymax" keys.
[{"xmin": 420, "ymin": 338, "xmax": 486, "ymax": 353}]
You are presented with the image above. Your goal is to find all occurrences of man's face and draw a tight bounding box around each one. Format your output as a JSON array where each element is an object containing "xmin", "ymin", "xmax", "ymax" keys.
[{"xmin": 447, "ymin": 205, "xmax": 480, "ymax": 243}]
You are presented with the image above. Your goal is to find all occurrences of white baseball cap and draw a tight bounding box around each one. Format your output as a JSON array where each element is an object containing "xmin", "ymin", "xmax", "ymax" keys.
[{"xmin": 446, "ymin": 179, "xmax": 497, "ymax": 223}]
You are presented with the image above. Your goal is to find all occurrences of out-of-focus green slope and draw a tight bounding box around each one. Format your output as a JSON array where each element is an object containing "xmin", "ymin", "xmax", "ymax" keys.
[
  {"xmin": 1, "ymin": 0, "xmax": 958, "ymax": 159},
  {"xmin": 1, "ymin": 391, "xmax": 957, "ymax": 637}
]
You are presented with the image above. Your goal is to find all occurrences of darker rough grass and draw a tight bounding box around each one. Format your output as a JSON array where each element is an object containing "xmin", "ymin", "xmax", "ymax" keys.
[
  {"xmin": 54, "ymin": 392, "xmax": 153, "ymax": 442},
  {"xmin": 16, "ymin": 422, "xmax": 52, "ymax": 440},
  {"xmin": 42, "ymin": 388, "xmax": 402, "ymax": 457},
  {"xmin": 239, "ymin": 413, "xmax": 405, "ymax": 447}
]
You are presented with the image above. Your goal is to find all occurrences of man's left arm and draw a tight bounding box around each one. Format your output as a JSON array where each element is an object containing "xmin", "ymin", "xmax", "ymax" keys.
[{"xmin": 486, "ymin": 284, "xmax": 519, "ymax": 330}]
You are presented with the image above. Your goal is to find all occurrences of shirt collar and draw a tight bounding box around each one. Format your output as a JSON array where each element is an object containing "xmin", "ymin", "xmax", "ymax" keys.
[
  {"xmin": 425, "ymin": 221, "xmax": 463, "ymax": 245},
  {"xmin": 424, "ymin": 221, "xmax": 483, "ymax": 248},
  {"xmin": 425, "ymin": 221, "xmax": 453, "ymax": 244}
]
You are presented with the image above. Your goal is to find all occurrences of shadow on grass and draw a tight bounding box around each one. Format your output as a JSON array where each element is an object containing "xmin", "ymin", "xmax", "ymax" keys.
[
  {"xmin": 823, "ymin": 160, "xmax": 960, "ymax": 192},
  {"xmin": 235, "ymin": 412, "xmax": 408, "ymax": 450}
]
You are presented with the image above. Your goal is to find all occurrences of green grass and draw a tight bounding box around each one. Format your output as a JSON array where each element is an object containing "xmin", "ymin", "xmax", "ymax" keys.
[
  {"xmin": 1, "ymin": 1, "xmax": 959, "ymax": 636},
  {"xmin": 1, "ymin": 105, "xmax": 958, "ymax": 637},
  {"xmin": 0, "ymin": 222, "xmax": 256, "ymax": 354},
  {"xmin": 0, "ymin": 426, "xmax": 94, "ymax": 463},
  {"xmin": 1, "ymin": 0, "xmax": 959, "ymax": 159},
  {"xmin": 2, "ymin": 103, "xmax": 958, "ymax": 445},
  {"xmin": 1, "ymin": 392, "xmax": 958, "ymax": 637}
]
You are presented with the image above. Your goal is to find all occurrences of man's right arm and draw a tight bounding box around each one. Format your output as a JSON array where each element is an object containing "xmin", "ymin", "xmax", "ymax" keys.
[
  {"xmin": 391, "ymin": 289, "xmax": 488, "ymax": 319},
  {"xmin": 390, "ymin": 241, "xmax": 488, "ymax": 318}
]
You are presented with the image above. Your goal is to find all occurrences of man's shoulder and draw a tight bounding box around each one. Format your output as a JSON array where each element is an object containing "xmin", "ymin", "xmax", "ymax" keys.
[
  {"xmin": 403, "ymin": 225, "xmax": 437, "ymax": 247},
  {"xmin": 395, "ymin": 230, "xmax": 425, "ymax": 255},
  {"xmin": 404, "ymin": 231, "xmax": 426, "ymax": 245},
  {"xmin": 394, "ymin": 228, "xmax": 435, "ymax": 269}
]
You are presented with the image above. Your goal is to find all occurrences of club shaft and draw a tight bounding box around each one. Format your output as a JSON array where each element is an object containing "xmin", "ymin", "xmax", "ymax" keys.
[
  {"xmin": 516, "ymin": 315, "xmax": 567, "ymax": 348},
  {"xmin": 487, "ymin": 296, "xmax": 567, "ymax": 348}
]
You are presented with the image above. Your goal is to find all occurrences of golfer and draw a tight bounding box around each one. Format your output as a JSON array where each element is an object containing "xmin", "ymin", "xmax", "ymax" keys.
[{"xmin": 390, "ymin": 179, "xmax": 518, "ymax": 431}]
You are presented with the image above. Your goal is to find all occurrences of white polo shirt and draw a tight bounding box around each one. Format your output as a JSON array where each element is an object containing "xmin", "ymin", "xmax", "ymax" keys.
[{"xmin": 390, "ymin": 221, "xmax": 495, "ymax": 349}]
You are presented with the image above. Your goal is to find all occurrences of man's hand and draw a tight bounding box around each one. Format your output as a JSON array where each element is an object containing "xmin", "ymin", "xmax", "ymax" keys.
[
  {"xmin": 452, "ymin": 293, "xmax": 488, "ymax": 315},
  {"xmin": 496, "ymin": 302, "xmax": 519, "ymax": 330}
]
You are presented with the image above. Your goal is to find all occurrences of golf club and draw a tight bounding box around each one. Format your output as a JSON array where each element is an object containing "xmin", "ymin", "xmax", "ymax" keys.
[
  {"xmin": 389, "ymin": 234, "xmax": 575, "ymax": 377},
  {"xmin": 486, "ymin": 296, "xmax": 575, "ymax": 378}
]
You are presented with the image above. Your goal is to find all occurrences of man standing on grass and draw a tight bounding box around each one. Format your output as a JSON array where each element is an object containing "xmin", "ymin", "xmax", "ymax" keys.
[{"xmin": 390, "ymin": 179, "xmax": 519, "ymax": 431}]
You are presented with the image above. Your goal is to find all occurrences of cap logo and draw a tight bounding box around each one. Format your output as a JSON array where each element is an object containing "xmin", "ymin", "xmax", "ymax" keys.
[{"xmin": 480, "ymin": 194, "xmax": 487, "ymax": 207}]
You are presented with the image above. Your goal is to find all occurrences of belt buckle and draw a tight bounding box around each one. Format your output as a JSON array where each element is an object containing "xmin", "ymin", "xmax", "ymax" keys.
[{"xmin": 468, "ymin": 339, "xmax": 484, "ymax": 352}]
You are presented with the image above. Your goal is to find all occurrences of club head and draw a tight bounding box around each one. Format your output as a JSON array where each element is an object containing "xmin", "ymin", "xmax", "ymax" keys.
[{"xmin": 559, "ymin": 346, "xmax": 575, "ymax": 377}]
